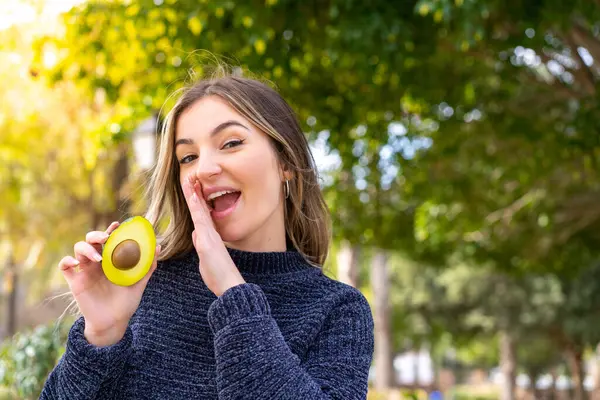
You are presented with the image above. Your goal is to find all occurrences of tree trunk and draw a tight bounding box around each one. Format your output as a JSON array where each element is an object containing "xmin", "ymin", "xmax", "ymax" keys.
[
  {"xmin": 593, "ymin": 343, "xmax": 600, "ymax": 400},
  {"xmin": 336, "ymin": 240, "xmax": 360, "ymax": 287},
  {"xmin": 550, "ymin": 367, "xmax": 558, "ymax": 400},
  {"xmin": 431, "ymin": 344, "xmax": 442, "ymax": 392},
  {"xmin": 106, "ymin": 145, "xmax": 131, "ymax": 225},
  {"xmin": 413, "ymin": 347, "xmax": 420, "ymax": 389},
  {"xmin": 5, "ymin": 247, "xmax": 17, "ymax": 338},
  {"xmin": 372, "ymin": 249, "xmax": 394, "ymax": 389},
  {"xmin": 528, "ymin": 372, "xmax": 541, "ymax": 400},
  {"xmin": 499, "ymin": 330, "xmax": 517, "ymax": 400},
  {"xmin": 566, "ymin": 346, "xmax": 586, "ymax": 400}
]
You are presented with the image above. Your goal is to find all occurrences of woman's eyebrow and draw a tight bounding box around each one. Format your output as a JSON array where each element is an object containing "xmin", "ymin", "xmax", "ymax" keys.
[{"xmin": 175, "ymin": 120, "xmax": 249, "ymax": 149}]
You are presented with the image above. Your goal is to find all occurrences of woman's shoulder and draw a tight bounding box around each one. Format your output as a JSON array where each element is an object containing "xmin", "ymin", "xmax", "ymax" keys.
[
  {"xmin": 302, "ymin": 272, "xmax": 372, "ymax": 316},
  {"xmin": 301, "ymin": 274, "xmax": 374, "ymax": 341}
]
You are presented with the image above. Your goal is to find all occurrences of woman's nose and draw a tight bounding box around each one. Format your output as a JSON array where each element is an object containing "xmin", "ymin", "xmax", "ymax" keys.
[{"xmin": 194, "ymin": 154, "xmax": 222, "ymax": 181}]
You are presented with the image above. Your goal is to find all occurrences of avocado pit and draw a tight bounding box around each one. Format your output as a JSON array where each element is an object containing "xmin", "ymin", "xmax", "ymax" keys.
[{"xmin": 111, "ymin": 239, "xmax": 141, "ymax": 270}]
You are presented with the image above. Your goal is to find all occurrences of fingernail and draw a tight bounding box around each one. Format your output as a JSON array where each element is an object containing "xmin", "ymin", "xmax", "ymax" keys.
[
  {"xmin": 73, "ymin": 259, "xmax": 80, "ymax": 266},
  {"xmin": 157, "ymin": 245, "xmax": 162, "ymax": 254},
  {"xmin": 93, "ymin": 254, "xmax": 103, "ymax": 262},
  {"xmin": 191, "ymin": 192, "xmax": 199, "ymax": 203}
]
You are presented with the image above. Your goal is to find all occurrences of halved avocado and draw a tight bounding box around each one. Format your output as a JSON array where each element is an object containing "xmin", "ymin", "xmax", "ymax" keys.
[{"xmin": 101, "ymin": 216, "xmax": 156, "ymax": 287}]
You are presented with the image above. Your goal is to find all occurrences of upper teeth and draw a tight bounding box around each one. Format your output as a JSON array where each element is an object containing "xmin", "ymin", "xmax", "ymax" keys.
[{"xmin": 206, "ymin": 190, "xmax": 237, "ymax": 201}]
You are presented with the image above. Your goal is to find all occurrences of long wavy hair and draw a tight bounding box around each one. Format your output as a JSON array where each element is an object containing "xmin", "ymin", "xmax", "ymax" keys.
[{"xmin": 144, "ymin": 70, "xmax": 331, "ymax": 266}]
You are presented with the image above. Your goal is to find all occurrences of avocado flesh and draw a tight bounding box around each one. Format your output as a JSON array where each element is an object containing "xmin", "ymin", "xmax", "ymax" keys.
[{"xmin": 101, "ymin": 216, "xmax": 156, "ymax": 287}]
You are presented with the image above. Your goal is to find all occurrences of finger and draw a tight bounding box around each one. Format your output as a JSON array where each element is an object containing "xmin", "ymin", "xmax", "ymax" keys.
[
  {"xmin": 105, "ymin": 221, "xmax": 120, "ymax": 235},
  {"xmin": 182, "ymin": 175, "xmax": 211, "ymax": 227},
  {"xmin": 181, "ymin": 174, "xmax": 198, "ymax": 208},
  {"xmin": 74, "ymin": 241, "xmax": 103, "ymax": 264},
  {"xmin": 59, "ymin": 256, "xmax": 80, "ymax": 272},
  {"xmin": 58, "ymin": 256, "xmax": 80, "ymax": 281},
  {"xmin": 193, "ymin": 180, "xmax": 213, "ymax": 215},
  {"xmin": 85, "ymin": 230, "xmax": 110, "ymax": 245},
  {"xmin": 85, "ymin": 222, "xmax": 120, "ymax": 254}
]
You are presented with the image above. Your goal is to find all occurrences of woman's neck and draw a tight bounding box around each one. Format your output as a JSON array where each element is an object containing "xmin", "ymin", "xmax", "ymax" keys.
[
  {"xmin": 224, "ymin": 235, "xmax": 287, "ymax": 253},
  {"xmin": 222, "ymin": 201, "xmax": 288, "ymax": 252},
  {"xmin": 223, "ymin": 221, "xmax": 287, "ymax": 253}
]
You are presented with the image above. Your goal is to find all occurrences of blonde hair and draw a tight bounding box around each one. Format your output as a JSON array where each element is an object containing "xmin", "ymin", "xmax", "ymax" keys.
[{"xmin": 144, "ymin": 70, "xmax": 331, "ymax": 266}]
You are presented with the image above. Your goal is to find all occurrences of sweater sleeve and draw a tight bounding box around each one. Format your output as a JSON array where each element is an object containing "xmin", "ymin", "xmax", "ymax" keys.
[
  {"xmin": 40, "ymin": 317, "xmax": 134, "ymax": 400},
  {"xmin": 207, "ymin": 283, "xmax": 374, "ymax": 400}
]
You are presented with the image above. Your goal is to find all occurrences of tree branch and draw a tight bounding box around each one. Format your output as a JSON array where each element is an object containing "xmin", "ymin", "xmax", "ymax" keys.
[
  {"xmin": 555, "ymin": 191, "xmax": 600, "ymax": 243},
  {"xmin": 485, "ymin": 188, "xmax": 546, "ymax": 225},
  {"xmin": 571, "ymin": 21, "xmax": 600, "ymax": 63},
  {"xmin": 563, "ymin": 31, "xmax": 597, "ymax": 96},
  {"xmin": 533, "ymin": 51, "xmax": 585, "ymax": 100}
]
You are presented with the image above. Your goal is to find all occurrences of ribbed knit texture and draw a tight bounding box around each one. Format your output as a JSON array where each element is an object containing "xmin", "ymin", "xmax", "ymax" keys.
[{"xmin": 40, "ymin": 247, "xmax": 374, "ymax": 399}]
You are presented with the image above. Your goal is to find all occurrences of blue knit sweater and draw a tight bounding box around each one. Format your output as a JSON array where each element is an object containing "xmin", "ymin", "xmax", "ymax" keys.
[{"xmin": 41, "ymin": 247, "xmax": 374, "ymax": 399}]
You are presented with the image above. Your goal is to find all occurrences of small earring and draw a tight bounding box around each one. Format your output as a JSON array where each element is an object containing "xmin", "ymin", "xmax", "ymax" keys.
[{"xmin": 284, "ymin": 180, "xmax": 290, "ymax": 199}]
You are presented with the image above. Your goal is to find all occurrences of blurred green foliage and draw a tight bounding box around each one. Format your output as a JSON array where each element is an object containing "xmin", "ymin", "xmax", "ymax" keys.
[
  {"xmin": 30, "ymin": 0, "xmax": 600, "ymax": 275},
  {"xmin": 4, "ymin": 0, "xmax": 600, "ymax": 394},
  {"xmin": 453, "ymin": 394, "xmax": 498, "ymax": 400},
  {"xmin": 0, "ymin": 323, "xmax": 67, "ymax": 399}
]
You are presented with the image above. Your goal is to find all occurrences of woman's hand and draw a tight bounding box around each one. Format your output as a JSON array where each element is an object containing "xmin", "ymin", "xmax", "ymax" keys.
[
  {"xmin": 182, "ymin": 174, "xmax": 245, "ymax": 296},
  {"xmin": 58, "ymin": 221, "xmax": 160, "ymax": 346}
]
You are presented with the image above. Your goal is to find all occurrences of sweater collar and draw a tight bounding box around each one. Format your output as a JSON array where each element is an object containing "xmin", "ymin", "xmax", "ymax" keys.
[
  {"xmin": 184, "ymin": 247, "xmax": 314, "ymax": 275},
  {"xmin": 228, "ymin": 247, "xmax": 316, "ymax": 274}
]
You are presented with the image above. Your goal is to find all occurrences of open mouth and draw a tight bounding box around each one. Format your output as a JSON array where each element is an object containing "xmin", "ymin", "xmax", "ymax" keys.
[{"xmin": 207, "ymin": 191, "xmax": 241, "ymax": 214}]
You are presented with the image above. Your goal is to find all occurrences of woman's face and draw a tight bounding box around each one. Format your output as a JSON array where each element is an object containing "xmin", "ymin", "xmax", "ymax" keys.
[{"xmin": 175, "ymin": 96, "xmax": 289, "ymax": 252}]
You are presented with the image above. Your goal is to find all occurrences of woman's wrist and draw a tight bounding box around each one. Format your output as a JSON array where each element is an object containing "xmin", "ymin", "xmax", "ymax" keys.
[
  {"xmin": 84, "ymin": 322, "xmax": 128, "ymax": 347},
  {"xmin": 217, "ymin": 275, "xmax": 246, "ymax": 297}
]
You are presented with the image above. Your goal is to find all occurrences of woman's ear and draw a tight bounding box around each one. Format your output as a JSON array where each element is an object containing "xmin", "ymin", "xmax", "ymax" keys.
[{"xmin": 280, "ymin": 164, "xmax": 293, "ymax": 182}]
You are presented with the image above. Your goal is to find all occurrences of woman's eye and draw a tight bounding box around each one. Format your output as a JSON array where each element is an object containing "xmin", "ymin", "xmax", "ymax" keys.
[
  {"xmin": 222, "ymin": 139, "xmax": 245, "ymax": 149},
  {"xmin": 178, "ymin": 140, "xmax": 244, "ymax": 163},
  {"xmin": 179, "ymin": 155, "xmax": 196, "ymax": 164}
]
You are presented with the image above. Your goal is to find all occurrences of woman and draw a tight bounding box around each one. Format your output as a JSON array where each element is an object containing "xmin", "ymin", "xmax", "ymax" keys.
[{"xmin": 41, "ymin": 73, "xmax": 374, "ymax": 399}]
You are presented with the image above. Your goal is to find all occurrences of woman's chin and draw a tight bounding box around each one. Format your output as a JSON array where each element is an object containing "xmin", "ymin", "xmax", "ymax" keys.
[{"xmin": 216, "ymin": 226, "xmax": 246, "ymax": 244}]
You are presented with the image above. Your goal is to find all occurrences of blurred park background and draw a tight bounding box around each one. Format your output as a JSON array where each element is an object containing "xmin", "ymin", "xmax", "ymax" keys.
[{"xmin": 1, "ymin": 0, "xmax": 600, "ymax": 399}]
